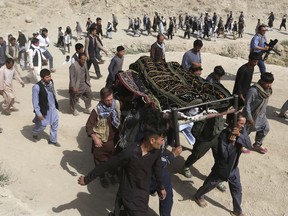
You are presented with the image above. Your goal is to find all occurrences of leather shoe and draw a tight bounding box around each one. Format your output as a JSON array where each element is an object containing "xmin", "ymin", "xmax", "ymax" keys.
[
  {"xmin": 100, "ymin": 177, "xmax": 109, "ymax": 188},
  {"xmin": 33, "ymin": 135, "xmax": 39, "ymax": 142},
  {"xmin": 230, "ymin": 211, "xmax": 245, "ymax": 216},
  {"xmin": 107, "ymin": 174, "xmax": 118, "ymax": 185},
  {"xmin": 48, "ymin": 140, "xmax": 61, "ymax": 147}
]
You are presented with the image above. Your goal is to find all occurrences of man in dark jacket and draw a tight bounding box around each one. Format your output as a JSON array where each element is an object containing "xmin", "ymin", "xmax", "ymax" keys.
[
  {"xmin": 84, "ymin": 27, "xmax": 102, "ymax": 79},
  {"xmin": 194, "ymin": 112, "xmax": 252, "ymax": 216},
  {"xmin": 78, "ymin": 108, "xmax": 167, "ymax": 216},
  {"xmin": 232, "ymin": 52, "xmax": 260, "ymax": 107},
  {"xmin": 150, "ymin": 34, "xmax": 165, "ymax": 63}
]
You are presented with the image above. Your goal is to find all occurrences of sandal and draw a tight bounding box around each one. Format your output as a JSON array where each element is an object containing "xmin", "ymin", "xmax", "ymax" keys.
[
  {"xmin": 278, "ymin": 113, "xmax": 288, "ymax": 118},
  {"xmin": 253, "ymin": 143, "xmax": 268, "ymax": 154},
  {"xmin": 194, "ymin": 195, "xmax": 207, "ymax": 208},
  {"xmin": 241, "ymin": 147, "xmax": 251, "ymax": 154}
]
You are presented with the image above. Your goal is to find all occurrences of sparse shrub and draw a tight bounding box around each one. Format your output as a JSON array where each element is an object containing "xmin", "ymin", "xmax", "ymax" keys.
[
  {"xmin": 280, "ymin": 40, "xmax": 288, "ymax": 47},
  {"xmin": 224, "ymin": 8, "xmax": 230, "ymax": 14},
  {"xmin": 206, "ymin": 8, "xmax": 212, "ymax": 13},
  {"xmin": 283, "ymin": 56, "xmax": 288, "ymax": 67},
  {"xmin": 0, "ymin": 163, "xmax": 10, "ymax": 186},
  {"xmin": 219, "ymin": 52, "xmax": 230, "ymax": 57}
]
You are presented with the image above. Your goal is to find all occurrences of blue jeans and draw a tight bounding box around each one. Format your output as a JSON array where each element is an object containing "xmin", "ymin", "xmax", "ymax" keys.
[
  {"xmin": 150, "ymin": 167, "xmax": 173, "ymax": 216},
  {"xmin": 258, "ymin": 58, "xmax": 266, "ymax": 74},
  {"xmin": 43, "ymin": 50, "xmax": 54, "ymax": 69}
]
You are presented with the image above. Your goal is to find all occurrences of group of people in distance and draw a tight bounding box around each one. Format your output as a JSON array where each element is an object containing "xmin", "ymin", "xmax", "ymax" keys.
[{"xmin": 126, "ymin": 10, "xmax": 286, "ymax": 41}]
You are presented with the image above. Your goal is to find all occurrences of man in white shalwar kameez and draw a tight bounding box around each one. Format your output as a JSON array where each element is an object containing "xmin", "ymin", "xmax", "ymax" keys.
[
  {"xmin": 27, "ymin": 38, "xmax": 47, "ymax": 82},
  {"xmin": 0, "ymin": 58, "xmax": 24, "ymax": 115}
]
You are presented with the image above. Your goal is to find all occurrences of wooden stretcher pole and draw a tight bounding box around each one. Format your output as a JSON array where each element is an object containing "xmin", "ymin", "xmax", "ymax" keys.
[
  {"xmin": 172, "ymin": 108, "xmax": 180, "ymax": 147},
  {"xmin": 233, "ymin": 94, "xmax": 239, "ymax": 127},
  {"xmin": 172, "ymin": 96, "xmax": 237, "ymax": 147}
]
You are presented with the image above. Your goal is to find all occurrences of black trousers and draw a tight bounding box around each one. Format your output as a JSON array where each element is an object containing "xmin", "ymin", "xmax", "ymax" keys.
[
  {"xmin": 87, "ymin": 57, "xmax": 101, "ymax": 77},
  {"xmin": 184, "ymin": 31, "xmax": 190, "ymax": 39},
  {"xmin": 167, "ymin": 30, "xmax": 173, "ymax": 39},
  {"xmin": 195, "ymin": 169, "xmax": 243, "ymax": 214},
  {"xmin": 113, "ymin": 193, "xmax": 147, "ymax": 216},
  {"xmin": 184, "ymin": 135, "xmax": 219, "ymax": 168}
]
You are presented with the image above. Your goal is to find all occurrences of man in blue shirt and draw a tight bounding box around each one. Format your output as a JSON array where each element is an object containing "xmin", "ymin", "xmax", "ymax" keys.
[
  {"xmin": 106, "ymin": 46, "xmax": 125, "ymax": 88},
  {"xmin": 250, "ymin": 25, "xmax": 269, "ymax": 74},
  {"xmin": 181, "ymin": 39, "xmax": 203, "ymax": 72},
  {"xmin": 0, "ymin": 37, "xmax": 6, "ymax": 68}
]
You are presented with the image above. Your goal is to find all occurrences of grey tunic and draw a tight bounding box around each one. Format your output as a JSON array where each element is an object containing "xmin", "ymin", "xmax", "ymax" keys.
[
  {"xmin": 181, "ymin": 49, "xmax": 201, "ymax": 71},
  {"xmin": 107, "ymin": 55, "xmax": 124, "ymax": 83},
  {"xmin": 243, "ymin": 85, "xmax": 270, "ymax": 144}
]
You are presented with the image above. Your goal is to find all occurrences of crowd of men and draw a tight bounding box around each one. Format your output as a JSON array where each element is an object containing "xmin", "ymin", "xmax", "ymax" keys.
[
  {"xmin": 124, "ymin": 11, "xmax": 248, "ymax": 40},
  {"xmin": 0, "ymin": 10, "xmax": 288, "ymax": 216},
  {"xmin": 125, "ymin": 10, "xmax": 287, "ymax": 41}
]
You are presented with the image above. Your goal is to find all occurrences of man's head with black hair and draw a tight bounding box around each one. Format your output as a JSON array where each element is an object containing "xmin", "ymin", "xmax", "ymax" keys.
[
  {"xmin": 9, "ymin": 37, "xmax": 16, "ymax": 45},
  {"xmin": 189, "ymin": 65, "xmax": 202, "ymax": 76},
  {"xmin": 249, "ymin": 52, "xmax": 260, "ymax": 61},
  {"xmin": 89, "ymin": 27, "xmax": 97, "ymax": 35},
  {"xmin": 75, "ymin": 43, "xmax": 84, "ymax": 53},
  {"xmin": 260, "ymin": 72, "xmax": 274, "ymax": 83},
  {"xmin": 5, "ymin": 58, "xmax": 14, "ymax": 69},
  {"xmin": 78, "ymin": 53, "xmax": 87, "ymax": 67},
  {"xmin": 259, "ymin": 72, "xmax": 274, "ymax": 90},
  {"xmin": 213, "ymin": 65, "xmax": 225, "ymax": 76},
  {"xmin": 41, "ymin": 28, "xmax": 48, "ymax": 38},
  {"xmin": 116, "ymin": 45, "xmax": 125, "ymax": 58},
  {"xmin": 31, "ymin": 38, "xmax": 39, "ymax": 45},
  {"xmin": 227, "ymin": 111, "xmax": 246, "ymax": 130},
  {"xmin": 212, "ymin": 65, "xmax": 225, "ymax": 81},
  {"xmin": 39, "ymin": 69, "xmax": 52, "ymax": 84},
  {"xmin": 117, "ymin": 45, "xmax": 125, "ymax": 52},
  {"xmin": 141, "ymin": 108, "xmax": 167, "ymax": 149},
  {"xmin": 193, "ymin": 39, "xmax": 203, "ymax": 48},
  {"xmin": 192, "ymin": 39, "xmax": 203, "ymax": 53},
  {"xmin": 248, "ymin": 52, "xmax": 260, "ymax": 67},
  {"xmin": 100, "ymin": 87, "xmax": 114, "ymax": 107},
  {"xmin": 40, "ymin": 69, "xmax": 50, "ymax": 78},
  {"xmin": 257, "ymin": 24, "xmax": 267, "ymax": 35}
]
